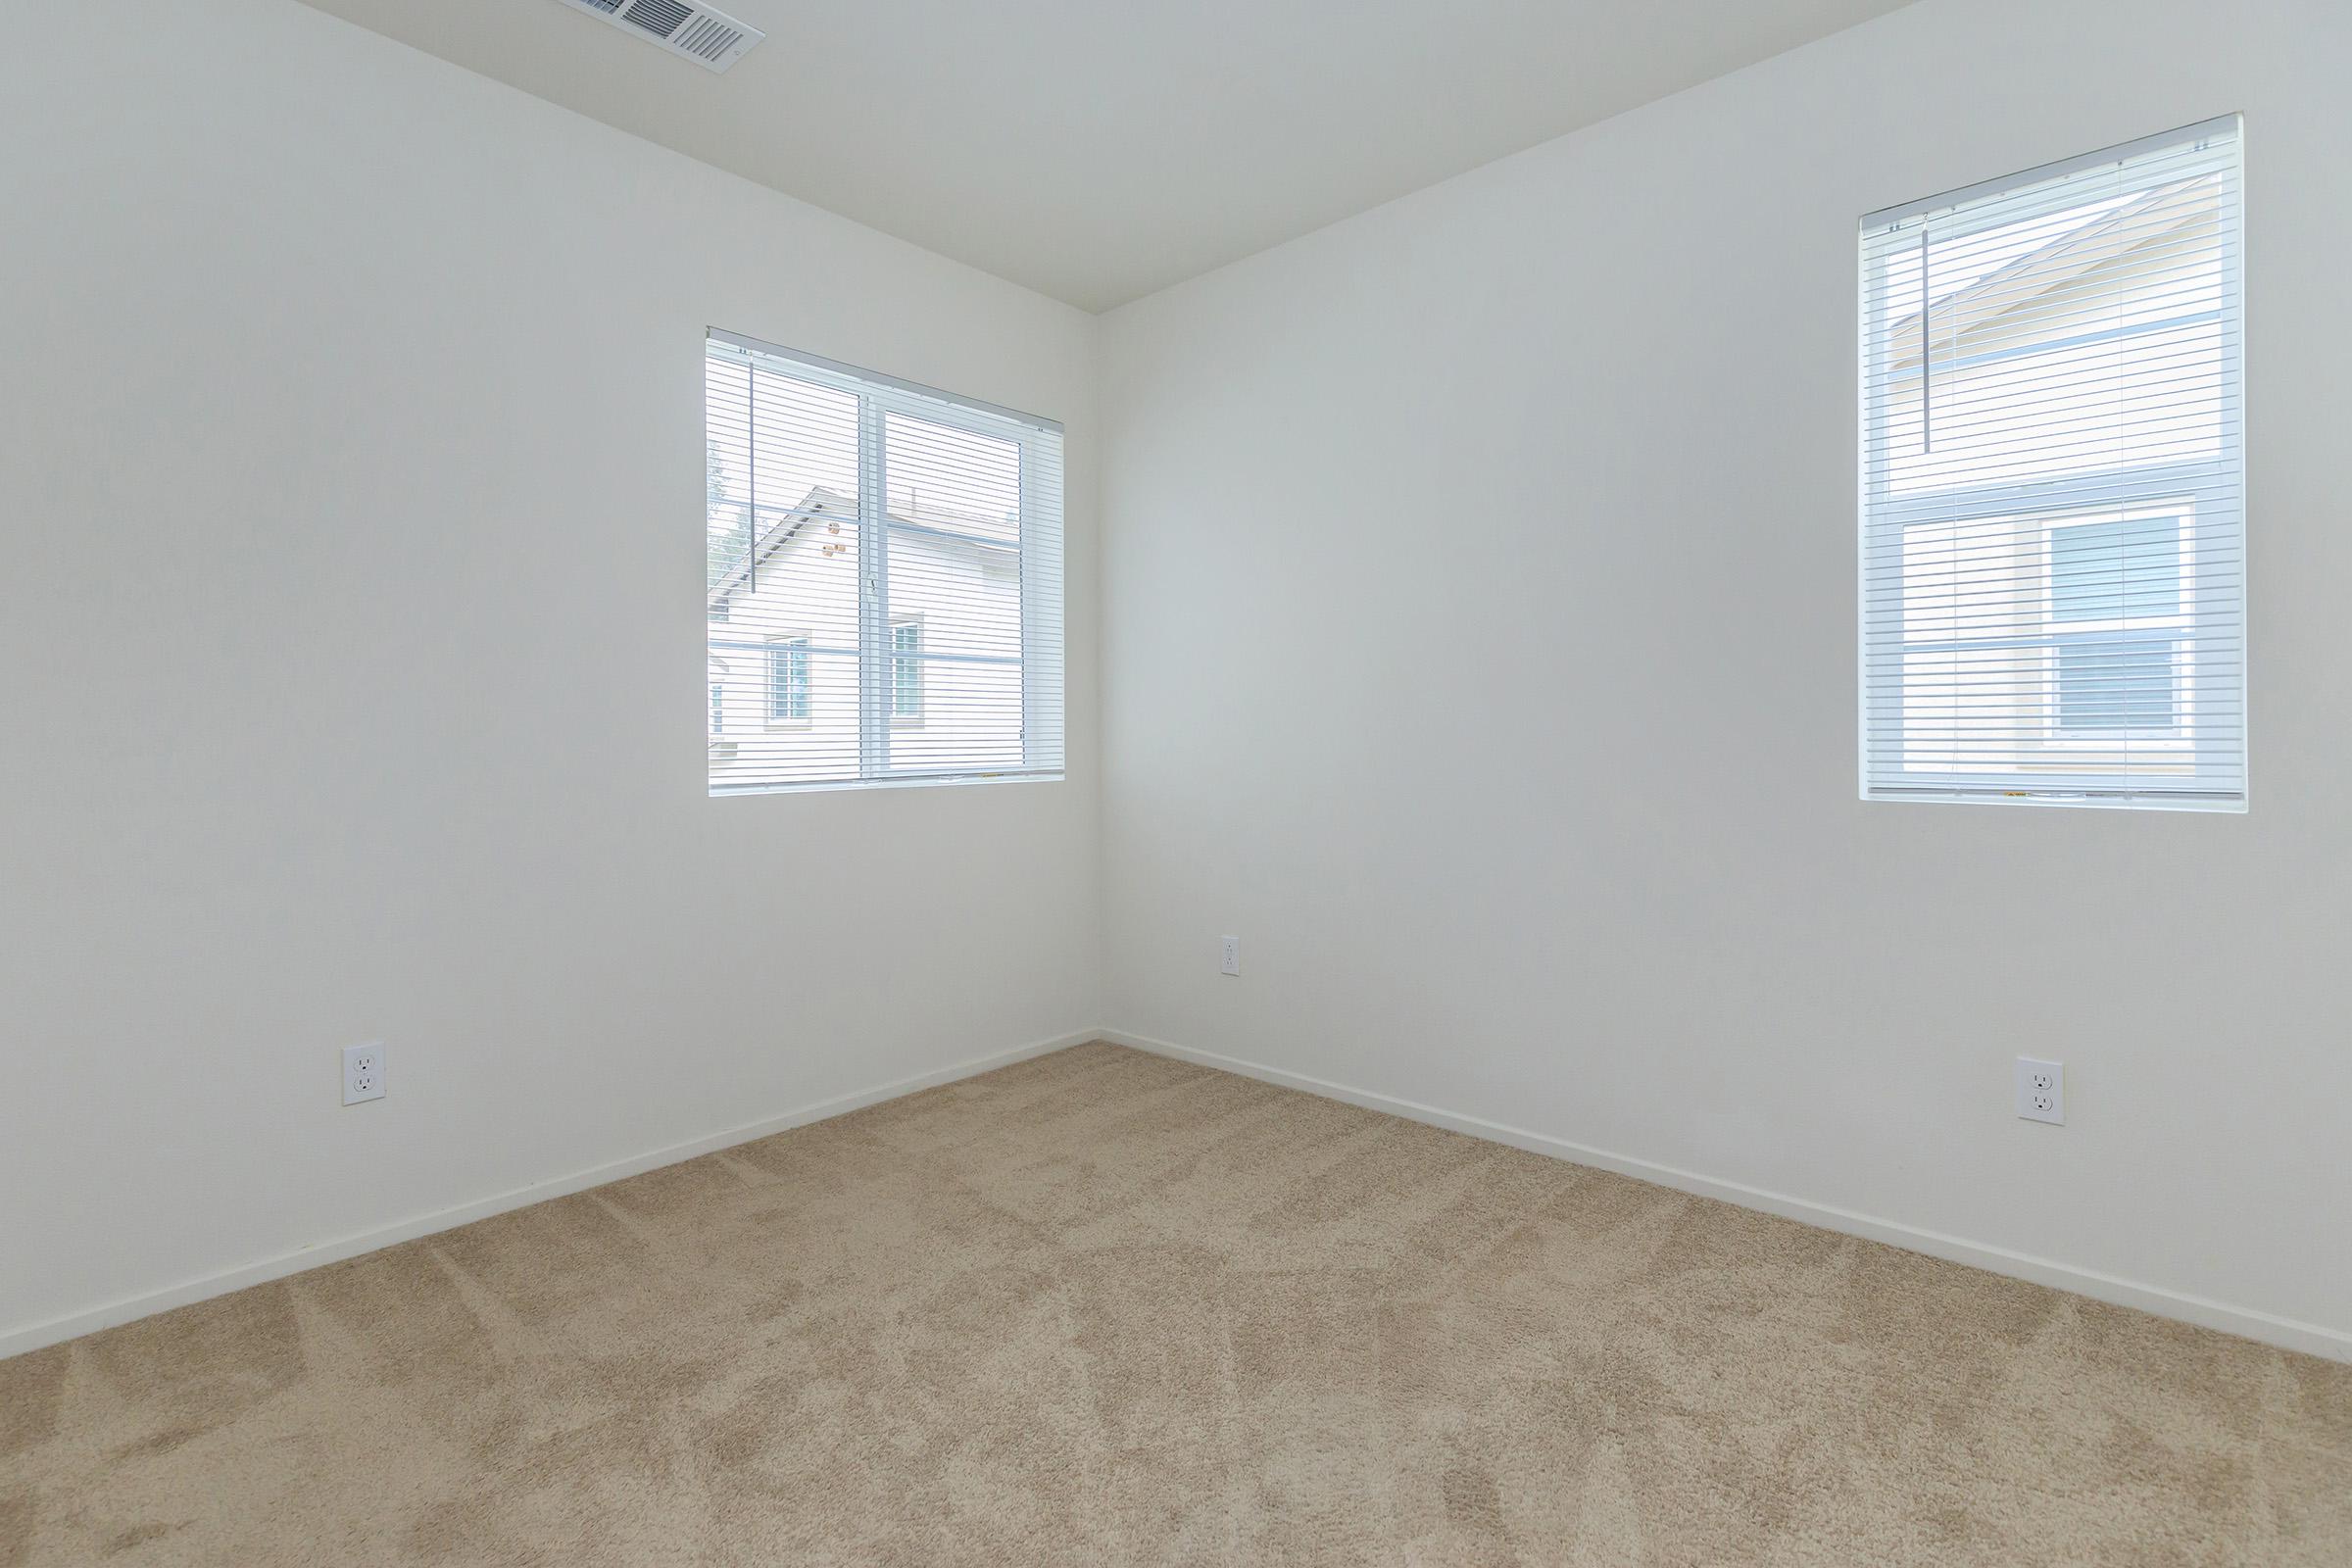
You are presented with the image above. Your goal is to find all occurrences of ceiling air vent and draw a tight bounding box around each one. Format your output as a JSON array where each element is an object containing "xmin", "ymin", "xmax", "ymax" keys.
[{"xmin": 546, "ymin": 0, "xmax": 764, "ymax": 74}]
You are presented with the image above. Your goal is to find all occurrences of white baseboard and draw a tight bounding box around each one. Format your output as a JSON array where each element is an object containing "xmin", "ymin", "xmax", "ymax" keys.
[
  {"xmin": 1102, "ymin": 1028, "xmax": 2352, "ymax": 1365},
  {"xmin": 20, "ymin": 1026, "xmax": 2341, "ymax": 1367},
  {"xmin": 0, "ymin": 1029, "xmax": 1097, "ymax": 1363}
]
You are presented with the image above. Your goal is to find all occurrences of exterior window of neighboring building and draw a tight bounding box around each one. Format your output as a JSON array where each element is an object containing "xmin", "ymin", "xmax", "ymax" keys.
[
  {"xmin": 2055, "ymin": 641, "xmax": 2179, "ymax": 734},
  {"xmin": 767, "ymin": 638, "xmax": 810, "ymax": 722},
  {"xmin": 706, "ymin": 331, "xmax": 1064, "ymax": 793},
  {"xmin": 1859, "ymin": 119, "xmax": 2243, "ymax": 809},
  {"xmin": 892, "ymin": 619, "xmax": 923, "ymax": 721},
  {"xmin": 710, "ymin": 681, "xmax": 725, "ymax": 736},
  {"xmin": 2049, "ymin": 516, "xmax": 2181, "ymax": 623}
]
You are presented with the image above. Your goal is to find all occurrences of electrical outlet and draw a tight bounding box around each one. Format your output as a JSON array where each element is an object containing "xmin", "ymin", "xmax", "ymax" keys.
[
  {"xmin": 343, "ymin": 1042, "xmax": 386, "ymax": 1105},
  {"xmin": 2015, "ymin": 1056, "xmax": 2062, "ymax": 1124},
  {"xmin": 1219, "ymin": 935, "xmax": 1241, "ymax": 976}
]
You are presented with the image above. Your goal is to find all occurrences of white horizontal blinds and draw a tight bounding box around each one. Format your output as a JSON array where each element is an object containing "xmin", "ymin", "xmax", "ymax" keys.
[
  {"xmin": 705, "ymin": 333, "xmax": 1063, "ymax": 792},
  {"xmin": 1859, "ymin": 119, "xmax": 2244, "ymax": 808}
]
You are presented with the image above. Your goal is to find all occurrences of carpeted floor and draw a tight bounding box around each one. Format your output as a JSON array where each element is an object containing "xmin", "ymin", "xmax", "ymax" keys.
[{"xmin": 3, "ymin": 1043, "xmax": 2347, "ymax": 1566}]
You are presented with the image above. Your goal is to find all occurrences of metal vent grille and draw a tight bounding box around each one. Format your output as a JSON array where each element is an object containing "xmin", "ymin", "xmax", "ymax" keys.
[
  {"xmin": 544, "ymin": 0, "xmax": 763, "ymax": 73},
  {"xmin": 621, "ymin": 0, "xmax": 693, "ymax": 38},
  {"xmin": 673, "ymin": 13, "xmax": 749, "ymax": 63}
]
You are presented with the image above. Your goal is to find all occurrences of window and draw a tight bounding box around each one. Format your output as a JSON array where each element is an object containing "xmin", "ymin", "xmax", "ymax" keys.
[
  {"xmin": 1859, "ymin": 118, "xmax": 2243, "ymax": 809},
  {"xmin": 2049, "ymin": 515, "xmax": 2180, "ymax": 623},
  {"xmin": 2056, "ymin": 640, "xmax": 2178, "ymax": 734},
  {"xmin": 704, "ymin": 331, "xmax": 1064, "ymax": 792},
  {"xmin": 708, "ymin": 666, "xmax": 738, "ymax": 762},
  {"xmin": 891, "ymin": 618, "xmax": 923, "ymax": 721},
  {"xmin": 767, "ymin": 637, "xmax": 810, "ymax": 723}
]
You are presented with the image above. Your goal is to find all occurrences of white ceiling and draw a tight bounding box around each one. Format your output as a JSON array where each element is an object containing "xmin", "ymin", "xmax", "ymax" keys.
[{"xmin": 299, "ymin": 0, "xmax": 1915, "ymax": 312}]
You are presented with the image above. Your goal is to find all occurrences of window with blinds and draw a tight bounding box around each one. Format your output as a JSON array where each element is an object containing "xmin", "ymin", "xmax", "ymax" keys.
[
  {"xmin": 1859, "ymin": 118, "xmax": 2243, "ymax": 809},
  {"xmin": 705, "ymin": 331, "xmax": 1064, "ymax": 793}
]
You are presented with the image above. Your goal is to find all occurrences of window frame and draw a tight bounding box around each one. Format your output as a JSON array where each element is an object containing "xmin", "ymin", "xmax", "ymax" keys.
[
  {"xmin": 765, "ymin": 634, "xmax": 812, "ymax": 728},
  {"xmin": 890, "ymin": 615, "xmax": 924, "ymax": 726},
  {"xmin": 705, "ymin": 329, "xmax": 1064, "ymax": 796},
  {"xmin": 1856, "ymin": 117, "xmax": 2245, "ymax": 810}
]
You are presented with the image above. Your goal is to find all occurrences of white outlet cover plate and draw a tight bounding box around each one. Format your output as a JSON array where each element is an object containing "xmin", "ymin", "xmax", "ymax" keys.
[
  {"xmin": 343, "ymin": 1042, "xmax": 386, "ymax": 1105},
  {"xmin": 1219, "ymin": 936, "xmax": 1241, "ymax": 976},
  {"xmin": 2015, "ymin": 1055, "xmax": 2063, "ymax": 1124}
]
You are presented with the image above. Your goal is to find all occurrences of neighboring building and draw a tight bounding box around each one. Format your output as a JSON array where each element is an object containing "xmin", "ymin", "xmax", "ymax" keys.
[
  {"xmin": 1870, "ymin": 169, "xmax": 2230, "ymax": 782},
  {"xmin": 708, "ymin": 484, "xmax": 1024, "ymax": 786}
]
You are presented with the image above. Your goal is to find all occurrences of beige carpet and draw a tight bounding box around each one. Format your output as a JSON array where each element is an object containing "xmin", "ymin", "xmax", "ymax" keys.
[{"xmin": 3, "ymin": 1043, "xmax": 2346, "ymax": 1566}]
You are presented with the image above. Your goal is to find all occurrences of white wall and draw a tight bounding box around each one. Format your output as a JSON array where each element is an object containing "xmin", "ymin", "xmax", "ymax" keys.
[
  {"xmin": 0, "ymin": 0, "xmax": 1098, "ymax": 1345},
  {"xmin": 8, "ymin": 0, "xmax": 2344, "ymax": 1362},
  {"xmin": 1100, "ymin": 0, "xmax": 2352, "ymax": 1349}
]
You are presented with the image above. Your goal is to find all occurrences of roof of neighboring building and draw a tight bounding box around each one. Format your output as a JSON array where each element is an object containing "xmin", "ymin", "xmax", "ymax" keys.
[
  {"xmin": 708, "ymin": 484, "xmax": 852, "ymax": 611},
  {"xmin": 709, "ymin": 487, "xmax": 1019, "ymax": 612},
  {"xmin": 1889, "ymin": 173, "xmax": 2221, "ymax": 373}
]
